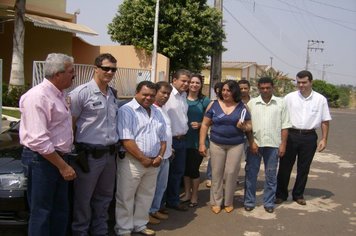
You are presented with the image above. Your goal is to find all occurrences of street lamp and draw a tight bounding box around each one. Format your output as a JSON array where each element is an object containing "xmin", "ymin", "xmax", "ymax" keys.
[{"xmin": 151, "ymin": 0, "xmax": 160, "ymax": 82}]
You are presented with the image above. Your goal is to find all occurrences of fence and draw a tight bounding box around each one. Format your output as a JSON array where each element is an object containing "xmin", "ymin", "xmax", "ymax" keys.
[{"xmin": 33, "ymin": 61, "xmax": 151, "ymax": 98}]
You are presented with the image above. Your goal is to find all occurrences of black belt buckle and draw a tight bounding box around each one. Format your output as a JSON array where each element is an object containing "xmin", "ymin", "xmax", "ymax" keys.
[{"xmin": 173, "ymin": 135, "xmax": 185, "ymax": 140}]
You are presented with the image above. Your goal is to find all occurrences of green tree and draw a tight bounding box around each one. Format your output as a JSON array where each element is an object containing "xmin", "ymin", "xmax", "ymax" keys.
[
  {"xmin": 258, "ymin": 69, "xmax": 295, "ymax": 97},
  {"xmin": 108, "ymin": 0, "xmax": 225, "ymax": 73},
  {"xmin": 312, "ymin": 80, "xmax": 340, "ymax": 107},
  {"xmin": 335, "ymin": 85, "xmax": 352, "ymax": 108}
]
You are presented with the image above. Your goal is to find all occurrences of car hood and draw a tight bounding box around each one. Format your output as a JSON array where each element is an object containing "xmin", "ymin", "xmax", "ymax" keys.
[{"xmin": 0, "ymin": 158, "xmax": 23, "ymax": 174}]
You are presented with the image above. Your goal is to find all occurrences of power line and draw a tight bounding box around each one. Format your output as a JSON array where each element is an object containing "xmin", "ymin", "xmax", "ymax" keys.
[
  {"xmin": 223, "ymin": 6, "xmax": 301, "ymax": 70},
  {"xmin": 309, "ymin": 0, "xmax": 356, "ymax": 13},
  {"xmin": 275, "ymin": 0, "xmax": 356, "ymax": 32}
]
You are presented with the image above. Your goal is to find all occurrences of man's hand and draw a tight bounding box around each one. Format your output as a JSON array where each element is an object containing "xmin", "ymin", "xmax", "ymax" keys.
[
  {"xmin": 318, "ymin": 139, "xmax": 327, "ymax": 152},
  {"xmin": 59, "ymin": 164, "xmax": 77, "ymax": 181},
  {"xmin": 278, "ymin": 143, "xmax": 287, "ymax": 157},
  {"xmin": 152, "ymin": 156, "xmax": 162, "ymax": 167},
  {"xmin": 249, "ymin": 142, "xmax": 259, "ymax": 155},
  {"xmin": 141, "ymin": 157, "xmax": 153, "ymax": 168}
]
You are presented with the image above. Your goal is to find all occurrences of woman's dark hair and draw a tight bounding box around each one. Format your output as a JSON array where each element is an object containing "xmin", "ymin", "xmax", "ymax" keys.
[
  {"xmin": 214, "ymin": 82, "xmax": 223, "ymax": 95},
  {"xmin": 218, "ymin": 80, "xmax": 241, "ymax": 103},
  {"xmin": 188, "ymin": 74, "xmax": 205, "ymax": 99}
]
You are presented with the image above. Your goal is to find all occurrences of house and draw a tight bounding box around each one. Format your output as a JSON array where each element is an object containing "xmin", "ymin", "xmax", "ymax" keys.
[
  {"xmin": 201, "ymin": 61, "xmax": 275, "ymax": 84},
  {"xmin": 0, "ymin": 0, "xmax": 169, "ymax": 93}
]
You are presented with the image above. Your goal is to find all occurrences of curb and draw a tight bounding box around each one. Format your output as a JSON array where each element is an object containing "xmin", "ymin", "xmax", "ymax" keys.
[{"xmin": 2, "ymin": 114, "xmax": 20, "ymax": 122}]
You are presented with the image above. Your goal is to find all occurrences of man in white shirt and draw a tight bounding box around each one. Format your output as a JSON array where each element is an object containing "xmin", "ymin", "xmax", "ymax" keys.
[
  {"xmin": 164, "ymin": 69, "xmax": 191, "ymax": 211},
  {"xmin": 149, "ymin": 81, "xmax": 173, "ymax": 224},
  {"xmin": 276, "ymin": 70, "xmax": 331, "ymax": 206}
]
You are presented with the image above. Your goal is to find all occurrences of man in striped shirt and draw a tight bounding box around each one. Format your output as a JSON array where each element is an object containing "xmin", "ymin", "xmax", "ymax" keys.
[
  {"xmin": 115, "ymin": 81, "xmax": 167, "ymax": 236},
  {"xmin": 244, "ymin": 77, "xmax": 291, "ymax": 213}
]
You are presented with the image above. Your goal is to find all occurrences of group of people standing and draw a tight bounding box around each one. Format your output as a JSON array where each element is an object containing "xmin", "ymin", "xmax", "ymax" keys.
[{"xmin": 19, "ymin": 52, "xmax": 331, "ymax": 236}]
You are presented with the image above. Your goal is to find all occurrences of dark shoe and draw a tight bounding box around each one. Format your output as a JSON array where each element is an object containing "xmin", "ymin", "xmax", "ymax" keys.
[
  {"xmin": 275, "ymin": 198, "xmax": 285, "ymax": 204},
  {"xmin": 189, "ymin": 202, "xmax": 198, "ymax": 208},
  {"xmin": 136, "ymin": 228, "xmax": 156, "ymax": 236},
  {"xmin": 180, "ymin": 199, "xmax": 191, "ymax": 204},
  {"xmin": 166, "ymin": 203, "xmax": 188, "ymax": 211},
  {"xmin": 244, "ymin": 206, "xmax": 254, "ymax": 212},
  {"xmin": 150, "ymin": 211, "xmax": 168, "ymax": 220},
  {"xmin": 148, "ymin": 215, "xmax": 160, "ymax": 225},
  {"xmin": 294, "ymin": 198, "xmax": 306, "ymax": 205},
  {"xmin": 264, "ymin": 207, "xmax": 274, "ymax": 213},
  {"xmin": 158, "ymin": 208, "xmax": 169, "ymax": 215}
]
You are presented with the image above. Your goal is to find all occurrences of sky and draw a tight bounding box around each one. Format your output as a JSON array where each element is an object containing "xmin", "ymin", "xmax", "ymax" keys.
[{"xmin": 67, "ymin": 0, "xmax": 356, "ymax": 86}]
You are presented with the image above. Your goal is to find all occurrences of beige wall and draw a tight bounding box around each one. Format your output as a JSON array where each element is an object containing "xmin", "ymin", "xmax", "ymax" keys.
[
  {"xmin": 201, "ymin": 68, "xmax": 243, "ymax": 85},
  {"xmin": 73, "ymin": 38, "xmax": 170, "ymax": 82},
  {"xmin": 1, "ymin": 0, "xmax": 71, "ymax": 19},
  {"xmin": 0, "ymin": 21, "xmax": 73, "ymax": 85}
]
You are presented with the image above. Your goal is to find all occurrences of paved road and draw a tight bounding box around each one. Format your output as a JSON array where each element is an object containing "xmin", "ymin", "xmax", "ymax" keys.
[
  {"xmin": 146, "ymin": 109, "xmax": 356, "ymax": 236},
  {"xmin": 2, "ymin": 109, "xmax": 355, "ymax": 236}
]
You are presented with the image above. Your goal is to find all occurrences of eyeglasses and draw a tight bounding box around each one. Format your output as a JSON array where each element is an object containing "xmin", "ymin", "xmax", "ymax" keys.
[{"xmin": 97, "ymin": 66, "xmax": 117, "ymax": 72}]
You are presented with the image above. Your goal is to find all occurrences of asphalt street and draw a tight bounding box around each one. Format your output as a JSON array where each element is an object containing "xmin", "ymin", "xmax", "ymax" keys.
[
  {"xmin": 145, "ymin": 109, "xmax": 356, "ymax": 236},
  {"xmin": 1, "ymin": 109, "xmax": 355, "ymax": 236}
]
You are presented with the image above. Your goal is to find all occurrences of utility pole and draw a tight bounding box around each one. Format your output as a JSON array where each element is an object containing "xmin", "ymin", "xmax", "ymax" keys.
[
  {"xmin": 209, "ymin": 0, "xmax": 223, "ymax": 98},
  {"xmin": 151, "ymin": 0, "xmax": 160, "ymax": 82},
  {"xmin": 305, "ymin": 40, "xmax": 324, "ymax": 70},
  {"xmin": 270, "ymin": 57, "xmax": 273, "ymax": 68},
  {"xmin": 322, "ymin": 64, "xmax": 333, "ymax": 81}
]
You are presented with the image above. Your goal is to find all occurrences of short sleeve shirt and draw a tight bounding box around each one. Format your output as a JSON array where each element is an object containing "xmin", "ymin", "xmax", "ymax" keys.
[
  {"xmin": 205, "ymin": 100, "xmax": 251, "ymax": 145},
  {"xmin": 284, "ymin": 90, "xmax": 332, "ymax": 129},
  {"xmin": 118, "ymin": 98, "xmax": 167, "ymax": 158},
  {"xmin": 69, "ymin": 79, "xmax": 119, "ymax": 145}
]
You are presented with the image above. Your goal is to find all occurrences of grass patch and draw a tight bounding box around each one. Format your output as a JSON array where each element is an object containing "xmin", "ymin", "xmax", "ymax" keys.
[{"xmin": 2, "ymin": 109, "xmax": 21, "ymax": 119}]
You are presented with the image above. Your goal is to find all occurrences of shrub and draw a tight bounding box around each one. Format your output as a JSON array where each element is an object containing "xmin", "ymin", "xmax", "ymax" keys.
[{"xmin": 2, "ymin": 84, "xmax": 29, "ymax": 107}]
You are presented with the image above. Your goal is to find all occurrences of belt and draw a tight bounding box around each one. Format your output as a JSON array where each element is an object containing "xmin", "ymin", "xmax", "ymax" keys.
[
  {"xmin": 173, "ymin": 135, "xmax": 186, "ymax": 140},
  {"xmin": 289, "ymin": 128, "xmax": 316, "ymax": 134}
]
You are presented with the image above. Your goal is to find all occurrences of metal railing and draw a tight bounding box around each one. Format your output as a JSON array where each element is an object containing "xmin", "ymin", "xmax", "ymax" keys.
[{"xmin": 33, "ymin": 61, "xmax": 151, "ymax": 98}]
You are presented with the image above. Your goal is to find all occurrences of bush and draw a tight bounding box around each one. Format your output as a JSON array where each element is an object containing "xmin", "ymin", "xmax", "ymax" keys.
[{"xmin": 2, "ymin": 84, "xmax": 29, "ymax": 107}]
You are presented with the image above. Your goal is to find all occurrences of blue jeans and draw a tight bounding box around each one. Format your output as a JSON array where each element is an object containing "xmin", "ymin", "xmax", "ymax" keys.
[
  {"xmin": 244, "ymin": 147, "xmax": 278, "ymax": 208},
  {"xmin": 149, "ymin": 158, "xmax": 170, "ymax": 213},
  {"xmin": 166, "ymin": 138, "xmax": 186, "ymax": 206},
  {"xmin": 22, "ymin": 147, "xmax": 69, "ymax": 236}
]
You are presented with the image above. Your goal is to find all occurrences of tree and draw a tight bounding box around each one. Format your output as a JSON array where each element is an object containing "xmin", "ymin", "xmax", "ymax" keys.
[
  {"xmin": 312, "ymin": 80, "xmax": 339, "ymax": 107},
  {"xmin": 108, "ymin": 0, "xmax": 225, "ymax": 73},
  {"xmin": 8, "ymin": 0, "xmax": 26, "ymax": 91},
  {"xmin": 258, "ymin": 69, "xmax": 295, "ymax": 97}
]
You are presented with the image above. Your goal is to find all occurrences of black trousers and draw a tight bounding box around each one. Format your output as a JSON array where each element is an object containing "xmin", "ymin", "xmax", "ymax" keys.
[{"xmin": 276, "ymin": 131, "xmax": 318, "ymax": 200}]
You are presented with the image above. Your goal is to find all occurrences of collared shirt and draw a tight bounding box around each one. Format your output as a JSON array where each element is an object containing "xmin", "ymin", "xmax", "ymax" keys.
[
  {"xmin": 19, "ymin": 79, "xmax": 73, "ymax": 154},
  {"xmin": 164, "ymin": 86, "xmax": 189, "ymax": 136},
  {"xmin": 247, "ymin": 95, "xmax": 291, "ymax": 148},
  {"xmin": 154, "ymin": 104, "xmax": 172, "ymax": 159},
  {"xmin": 69, "ymin": 79, "xmax": 119, "ymax": 146},
  {"xmin": 118, "ymin": 98, "xmax": 167, "ymax": 158},
  {"xmin": 284, "ymin": 90, "xmax": 332, "ymax": 129}
]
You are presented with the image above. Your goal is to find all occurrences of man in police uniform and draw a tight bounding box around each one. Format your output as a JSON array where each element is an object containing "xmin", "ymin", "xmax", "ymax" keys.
[{"xmin": 69, "ymin": 53, "xmax": 119, "ymax": 235}]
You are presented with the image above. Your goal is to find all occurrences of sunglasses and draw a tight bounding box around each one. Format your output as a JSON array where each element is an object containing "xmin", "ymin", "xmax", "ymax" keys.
[{"xmin": 97, "ymin": 66, "xmax": 117, "ymax": 72}]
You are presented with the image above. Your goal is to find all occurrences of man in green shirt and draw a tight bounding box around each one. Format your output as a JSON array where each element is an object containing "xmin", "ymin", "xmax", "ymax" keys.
[{"xmin": 244, "ymin": 77, "xmax": 291, "ymax": 213}]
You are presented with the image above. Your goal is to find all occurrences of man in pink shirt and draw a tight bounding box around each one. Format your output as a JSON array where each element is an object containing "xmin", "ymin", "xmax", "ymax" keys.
[{"xmin": 19, "ymin": 53, "xmax": 76, "ymax": 236}]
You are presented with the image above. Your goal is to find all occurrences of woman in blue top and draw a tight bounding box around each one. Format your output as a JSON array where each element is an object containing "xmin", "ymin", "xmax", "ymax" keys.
[
  {"xmin": 199, "ymin": 80, "xmax": 252, "ymax": 214},
  {"xmin": 180, "ymin": 74, "xmax": 210, "ymax": 208}
]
